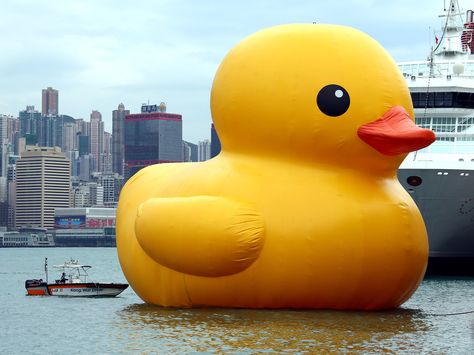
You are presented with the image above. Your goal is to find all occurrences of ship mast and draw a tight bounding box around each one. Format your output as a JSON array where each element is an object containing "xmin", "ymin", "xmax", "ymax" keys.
[{"xmin": 433, "ymin": 0, "xmax": 471, "ymax": 60}]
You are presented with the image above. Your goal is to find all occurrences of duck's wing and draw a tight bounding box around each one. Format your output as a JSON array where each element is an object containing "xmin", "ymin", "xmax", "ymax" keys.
[{"xmin": 135, "ymin": 196, "xmax": 265, "ymax": 277}]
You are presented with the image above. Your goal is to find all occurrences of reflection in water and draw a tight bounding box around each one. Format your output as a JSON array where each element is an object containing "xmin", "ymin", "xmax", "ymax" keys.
[{"xmin": 114, "ymin": 305, "xmax": 430, "ymax": 353}]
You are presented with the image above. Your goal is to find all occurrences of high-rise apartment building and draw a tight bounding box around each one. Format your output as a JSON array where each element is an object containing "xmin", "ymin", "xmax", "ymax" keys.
[
  {"xmin": 198, "ymin": 139, "xmax": 211, "ymax": 162},
  {"xmin": 7, "ymin": 116, "xmax": 19, "ymax": 144},
  {"xmin": 78, "ymin": 154, "xmax": 93, "ymax": 181},
  {"xmin": 0, "ymin": 115, "xmax": 10, "ymax": 143},
  {"xmin": 124, "ymin": 104, "xmax": 183, "ymax": 179},
  {"xmin": 78, "ymin": 135, "xmax": 90, "ymax": 157},
  {"xmin": 89, "ymin": 110, "xmax": 103, "ymax": 172},
  {"xmin": 42, "ymin": 87, "xmax": 59, "ymax": 115},
  {"xmin": 15, "ymin": 147, "xmax": 70, "ymax": 229},
  {"xmin": 75, "ymin": 118, "xmax": 90, "ymax": 136},
  {"xmin": 37, "ymin": 115, "xmax": 55, "ymax": 147},
  {"xmin": 112, "ymin": 103, "xmax": 129, "ymax": 176},
  {"xmin": 95, "ymin": 172, "xmax": 119, "ymax": 207},
  {"xmin": 62, "ymin": 122, "xmax": 77, "ymax": 152},
  {"xmin": 19, "ymin": 106, "xmax": 41, "ymax": 144},
  {"xmin": 183, "ymin": 141, "xmax": 198, "ymax": 162},
  {"xmin": 0, "ymin": 115, "xmax": 10, "ymax": 177},
  {"xmin": 102, "ymin": 131, "xmax": 112, "ymax": 172}
]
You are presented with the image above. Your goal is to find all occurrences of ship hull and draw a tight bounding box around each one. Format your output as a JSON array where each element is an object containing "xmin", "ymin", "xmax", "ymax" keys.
[
  {"xmin": 26, "ymin": 281, "xmax": 128, "ymax": 297},
  {"xmin": 47, "ymin": 283, "xmax": 128, "ymax": 297},
  {"xmin": 398, "ymin": 168, "xmax": 474, "ymax": 260}
]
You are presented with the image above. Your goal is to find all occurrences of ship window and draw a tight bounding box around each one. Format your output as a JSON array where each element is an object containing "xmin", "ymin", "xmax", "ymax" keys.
[
  {"xmin": 445, "ymin": 92, "xmax": 453, "ymax": 106},
  {"xmin": 411, "ymin": 92, "xmax": 474, "ymax": 109},
  {"xmin": 435, "ymin": 92, "xmax": 445, "ymax": 107}
]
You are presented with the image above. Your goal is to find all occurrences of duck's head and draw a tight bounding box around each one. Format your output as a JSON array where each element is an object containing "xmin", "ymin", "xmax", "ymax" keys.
[{"xmin": 211, "ymin": 24, "xmax": 435, "ymax": 173}]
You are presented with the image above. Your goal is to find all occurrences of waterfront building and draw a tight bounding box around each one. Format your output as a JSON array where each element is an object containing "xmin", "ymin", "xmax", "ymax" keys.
[
  {"xmin": 211, "ymin": 123, "xmax": 221, "ymax": 158},
  {"xmin": 41, "ymin": 87, "xmax": 58, "ymax": 116},
  {"xmin": 89, "ymin": 110, "xmax": 104, "ymax": 172},
  {"xmin": 15, "ymin": 147, "xmax": 70, "ymax": 229},
  {"xmin": 124, "ymin": 104, "xmax": 183, "ymax": 179},
  {"xmin": 55, "ymin": 207, "xmax": 115, "ymax": 228},
  {"xmin": 52, "ymin": 207, "xmax": 116, "ymax": 247},
  {"xmin": 112, "ymin": 103, "xmax": 130, "ymax": 176},
  {"xmin": 198, "ymin": 139, "xmax": 211, "ymax": 161},
  {"xmin": 0, "ymin": 227, "xmax": 54, "ymax": 247}
]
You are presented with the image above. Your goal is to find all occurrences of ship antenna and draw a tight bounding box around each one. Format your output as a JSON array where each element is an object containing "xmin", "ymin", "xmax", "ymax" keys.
[{"xmin": 45, "ymin": 257, "xmax": 48, "ymax": 284}]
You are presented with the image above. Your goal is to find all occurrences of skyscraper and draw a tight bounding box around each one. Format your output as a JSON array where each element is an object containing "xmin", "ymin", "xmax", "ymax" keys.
[
  {"xmin": 75, "ymin": 118, "xmax": 90, "ymax": 137},
  {"xmin": 42, "ymin": 87, "xmax": 59, "ymax": 115},
  {"xmin": 89, "ymin": 110, "xmax": 104, "ymax": 172},
  {"xmin": 78, "ymin": 135, "xmax": 90, "ymax": 157},
  {"xmin": 124, "ymin": 104, "xmax": 183, "ymax": 179},
  {"xmin": 183, "ymin": 141, "xmax": 198, "ymax": 162},
  {"xmin": 62, "ymin": 122, "xmax": 77, "ymax": 152},
  {"xmin": 19, "ymin": 106, "xmax": 41, "ymax": 145},
  {"xmin": 0, "ymin": 115, "xmax": 9, "ymax": 144},
  {"xmin": 102, "ymin": 131, "xmax": 112, "ymax": 172},
  {"xmin": 15, "ymin": 147, "xmax": 70, "ymax": 229},
  {"xmin": 112, "ymin": 103, "xmax": 130, "ymax": 176},
  {"xmin": 0, "ymin": 115, "xmax": 10, "ymax": 177},
  {"xmin": 198, "ymin": 139, "xmax": 211, "ymax": 162}
]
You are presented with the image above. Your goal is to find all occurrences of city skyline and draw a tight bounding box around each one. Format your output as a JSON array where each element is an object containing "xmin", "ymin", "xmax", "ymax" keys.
[{"xmin": 0, "ymin": 0, "xmax": 462, "ymax": 143}]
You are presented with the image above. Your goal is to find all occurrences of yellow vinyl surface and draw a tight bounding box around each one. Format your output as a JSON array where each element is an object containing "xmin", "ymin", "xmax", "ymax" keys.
[{"xmin": 117, "ymin": 24, "xmax": 432, "ymax": 310}]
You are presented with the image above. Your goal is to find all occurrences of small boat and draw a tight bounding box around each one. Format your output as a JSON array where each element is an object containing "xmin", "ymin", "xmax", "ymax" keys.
[{"xmin": 25, "ymin": 258, "xmax": 128, "ymax": 297}]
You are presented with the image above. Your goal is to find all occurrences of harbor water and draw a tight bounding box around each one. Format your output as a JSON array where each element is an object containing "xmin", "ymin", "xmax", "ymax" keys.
[{"xmin": 1, "ymin": 248, "xmax": 473, "ymax": 354}]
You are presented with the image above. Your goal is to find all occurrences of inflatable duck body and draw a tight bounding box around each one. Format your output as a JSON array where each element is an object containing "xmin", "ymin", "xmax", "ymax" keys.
[{"xmin": 117, "ymin": 24, "xmax": 435, "ymax": 310}]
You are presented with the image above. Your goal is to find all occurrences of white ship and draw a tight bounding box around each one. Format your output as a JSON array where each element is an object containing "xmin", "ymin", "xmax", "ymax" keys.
[{"xmin": 397, "ymin": 0, "xmax": 474, "ymax": 271}]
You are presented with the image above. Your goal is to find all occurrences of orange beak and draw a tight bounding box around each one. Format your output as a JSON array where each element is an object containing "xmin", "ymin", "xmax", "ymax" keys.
[{"xmin": 357, "ymin": 106, "xmax": 436, "ymax": 156}]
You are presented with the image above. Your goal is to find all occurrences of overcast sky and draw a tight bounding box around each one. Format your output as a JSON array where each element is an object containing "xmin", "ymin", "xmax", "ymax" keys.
[{"xmin": 0, "ymin": 0, "xmax": 470, "ymax": 143}]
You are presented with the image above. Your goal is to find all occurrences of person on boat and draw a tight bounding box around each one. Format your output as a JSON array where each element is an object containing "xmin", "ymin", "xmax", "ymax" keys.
[{"xmin": 60, "ymin": 272, "xmax": 67, "ymax": 283}]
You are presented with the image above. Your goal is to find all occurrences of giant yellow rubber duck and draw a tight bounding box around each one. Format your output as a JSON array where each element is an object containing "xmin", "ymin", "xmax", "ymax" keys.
[{"xmin": 117, "ymin": 24, "xmax": 435, "ymax": 310}]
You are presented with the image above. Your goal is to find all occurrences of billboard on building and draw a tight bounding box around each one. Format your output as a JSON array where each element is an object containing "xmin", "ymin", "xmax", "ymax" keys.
[
  {"xmin": 54, "ymin": 216, "xmax": 86, "ymax": 229},
  {"xmin": 86, "ymin": 218, "xmax": 115, "ymax": 228}
]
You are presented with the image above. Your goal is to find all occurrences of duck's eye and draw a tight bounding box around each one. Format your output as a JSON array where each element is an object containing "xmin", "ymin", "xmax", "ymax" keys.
[{"xmin": 316, "ymin": 84, "xmax": 350, "ymax": 117}]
